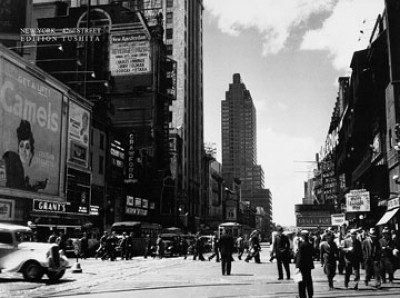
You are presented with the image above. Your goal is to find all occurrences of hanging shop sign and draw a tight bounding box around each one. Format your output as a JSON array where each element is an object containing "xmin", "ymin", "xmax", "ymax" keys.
[
  {"xmin": 388, "ymin": 197, "xmax": 400, "ymax": 210},
  {"xmin": 345, "ymin": 189, "xmax": 370, "ymax": 212},
  {"xmin": 124, "ymin": 131, "xmax": 138, "ymax": 183},
  {"xmin": 331, "ymin": 213, "xmax": 346, "ymax": 226}
]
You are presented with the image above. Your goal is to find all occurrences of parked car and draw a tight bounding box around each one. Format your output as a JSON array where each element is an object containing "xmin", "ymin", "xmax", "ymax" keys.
[{"xmin": 0, "ymin": 223, "xmax": 70, "ymax": 282}]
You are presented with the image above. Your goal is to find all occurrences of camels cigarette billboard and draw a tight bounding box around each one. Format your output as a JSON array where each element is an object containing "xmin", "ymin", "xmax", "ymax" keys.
[{"xmin": 0, "ymin": 57, "xmax": 62, "ymax": 195}]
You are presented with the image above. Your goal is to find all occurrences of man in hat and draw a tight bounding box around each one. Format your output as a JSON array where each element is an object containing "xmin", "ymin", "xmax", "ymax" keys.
[
  {"xmin": 272, "ymin": 226, "xmax": 291, "ymax": 280},
  {"xmin": 342, "ymin": 228, "xmax": 362, "ymax": 289},
  {"xmin": 296, "ymin": 230, "xmax": 314, "ymax": 298},
  {"xmin": 219, "ymin": 228, "xmax": 234, "ymax": 275},
  {"xmin": 320, "ymin": 230, "xmax": 339, "ymax": 290},
  {"xmin": 379, "ymin": 226, "xmax": 395, "ymax": 283},
  {"xmin": 362, "ymin": 228, "xmax": 381, "ymax": 288}
]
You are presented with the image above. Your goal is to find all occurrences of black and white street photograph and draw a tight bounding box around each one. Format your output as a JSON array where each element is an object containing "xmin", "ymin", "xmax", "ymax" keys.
[{"xmin": 2, "ymin": 0, "xmax": 400, "ymax": 297}]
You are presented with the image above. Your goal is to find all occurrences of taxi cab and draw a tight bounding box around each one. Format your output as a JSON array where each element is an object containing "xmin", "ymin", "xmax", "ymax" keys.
[{"xmin": 0, "ymin": 223, "xmax": 70, "ymax": 281}]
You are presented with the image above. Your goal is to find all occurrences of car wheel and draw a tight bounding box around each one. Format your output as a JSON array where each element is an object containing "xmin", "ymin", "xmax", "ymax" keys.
[
  {"xmin": 47, "ymin": 269, "xmax": 65, "ymax": 281},
  {"xmin": 22, "ymin": 261, "xmax": 44, "ymax": 282}
]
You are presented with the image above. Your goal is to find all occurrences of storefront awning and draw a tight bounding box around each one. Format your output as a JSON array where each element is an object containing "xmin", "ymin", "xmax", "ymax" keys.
[{"xmin": 376, "ymin": 208, "xmax": 399, "ymax": 226}]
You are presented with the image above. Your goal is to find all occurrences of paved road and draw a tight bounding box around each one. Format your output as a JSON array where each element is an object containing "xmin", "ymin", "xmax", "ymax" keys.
[{"xmin": 2, "ymin": 244, "xmax": 400, "ymax": 298}]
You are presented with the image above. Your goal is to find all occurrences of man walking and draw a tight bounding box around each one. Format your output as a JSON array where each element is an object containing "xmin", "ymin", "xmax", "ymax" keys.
[
  {"xmin": 219, "ymin": 228, "xmax": 234, "ymax": 275},
  {"xmin": 362, "ymin": 228, "xmax": 381, "ymax": 288},
  {"xmin": 296, "ymin": 230, "xmax": 314, "ymax": 298},
  {"xmin": 320, "ymin": 230, "xmax": 338, "ymax": 290},
  {"xmin": 272, "ymin": 226, "xmax": 291, "ymax": 279},
  {"xmin": 236, "ymin": 234, "xmax": 244, "ymax": 260},
  {"xmin": 342, "ymin": 229, "xmax": 362, "ymax": 289}
]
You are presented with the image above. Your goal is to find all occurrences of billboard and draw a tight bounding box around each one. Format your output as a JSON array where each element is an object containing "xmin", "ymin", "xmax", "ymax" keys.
[
  {"xmin": 346, "ymin": 189, "xmax": 370, "ymax": 212},
  {"xmin": 68, "ymin": 101, "xmax": 90, "ymax": 168},
  {"xmin": 0, "ymin": 57, "xmax": 62, "ymax": 195},
  {"xmin": 109, "ymin": 31, "xmax": 151, "ymax": 76}
]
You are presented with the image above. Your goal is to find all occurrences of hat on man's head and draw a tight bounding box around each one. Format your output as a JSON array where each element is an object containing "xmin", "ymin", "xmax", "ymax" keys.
[
  {"xmin": 277, "ymin": 226, "xmax": 283, "ymax": 232},
  {"xmin": 350, "ymin": 229, "xmax": 358, "ymax": 236},
  {"xmin": 300, "ymin": 230, "xmax": 309, "ymax": 237},
  {"xmin": 369, "ymin": 228, "xmax": 378, "ymax": 237}
]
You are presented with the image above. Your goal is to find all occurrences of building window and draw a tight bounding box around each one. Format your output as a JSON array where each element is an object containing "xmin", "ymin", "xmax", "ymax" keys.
[
  {"xmin": 166, "ymin": 28, "xmax": 173, "ymax": 39},
  {"xmin": 166, "ymin": 12, "xmax": 173, "ymax": 24},
  {"xmin": 167, "ymin": 0, "xmax": 173, "ymax": 7},
  {"xmin": 99, "ymin": 156, "xmax": 104, "ymax": 174},
  {"xmin": 166, "ymin": 44, "xmax": 173, "ymax": 55},
  {"xmin": 100, "ymin": 133, "xmax": 104, "ymax": 150}
]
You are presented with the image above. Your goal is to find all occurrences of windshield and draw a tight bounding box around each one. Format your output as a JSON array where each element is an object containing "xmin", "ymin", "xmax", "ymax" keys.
[{"xmin": 16, "ymin": 230, "xmax": 33, "ymax": 243}]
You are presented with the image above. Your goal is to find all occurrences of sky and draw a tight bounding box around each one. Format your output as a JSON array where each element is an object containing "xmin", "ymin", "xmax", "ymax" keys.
[{"xmin": 202, "ymin": 0, "xmax": 385, "ymax": 226}]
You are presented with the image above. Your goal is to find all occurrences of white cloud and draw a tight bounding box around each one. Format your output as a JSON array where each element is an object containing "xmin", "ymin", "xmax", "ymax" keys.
[
  {"xmin": 301, "ymin": 0, "xmax": 384, "ymax": 70},
  {"xmin": 258, "ymin": 128, "xmax": 320, "ymax": 226},
  {"xmin": 204, "ymin": 0, "xmax": 337, "ymax": 55}
]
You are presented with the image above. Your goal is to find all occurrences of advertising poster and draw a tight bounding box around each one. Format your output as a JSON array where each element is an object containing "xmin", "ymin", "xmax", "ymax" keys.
[
  {"xmin": 68, "ymin": 101, "xmax": 90, "ymax": 168},
  {"xmin": 346, "ymin": 189, "xmax": 371, "ymax": 212},
  {"xmin": 0, "ymin": 57, "xmax": 62, "ymax": 195},
  {"xmin": 109, "ymin": 31, "xmax": 151, "ymax": 76},
  {"xmin": 0, "ymin": 198, "xmax": 14, "ymax": 220}
]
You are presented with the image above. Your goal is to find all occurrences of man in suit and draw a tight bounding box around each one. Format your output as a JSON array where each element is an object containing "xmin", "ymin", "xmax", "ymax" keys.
[
  {"xmin": 296, "ymin": 230, "xmax": 314, "ymax": 298},
  {"xmin": 219, "ymin": 228, "xmax": 234, "ymax": 275},
  {"xmin": 342, "ymin": 229, "xmax": 362, "ymax": 289},
  {"xmin": 272, "ymin": 226, "xmax": 291, "ymax": 280}
]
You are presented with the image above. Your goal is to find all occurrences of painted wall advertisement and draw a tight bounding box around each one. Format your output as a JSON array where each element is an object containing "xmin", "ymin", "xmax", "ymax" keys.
[
  {"xmin": 68, "ymin": 101, "xmax": 90, "ymax": 168},
  {"xmin": 109, "ymin": 31, "xmax": 151, "ymax": 76},
  {"xmin": 0, "ymin": 57, "xmax": 62, "ymax": 195},
  {"xmin": 346, "ymin": 189, "xmax": 370, "ymax": 212}
]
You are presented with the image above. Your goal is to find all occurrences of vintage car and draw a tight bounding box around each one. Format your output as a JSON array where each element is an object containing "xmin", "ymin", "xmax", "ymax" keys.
[{"xmin": 0, "ymin": 223, "xmax": 70, "ymax": 282}]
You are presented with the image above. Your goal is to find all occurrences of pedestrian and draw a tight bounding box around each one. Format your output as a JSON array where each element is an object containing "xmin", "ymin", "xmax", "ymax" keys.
[
  {"xmin": 362, "ymin": 227, "xmax": 381, "ymax": 288},
  {"xmin": 180, "ymin": 237, "xmax": 189, "ymax": 259},
  {"xmin": 292, "ymin": 230, "xmax": 302, "ymax": 262},
  {"xmin": 126, "ymin": 232, "xmax": 134, "ymax": 260},
  {"xmin": 236, "ymin": 234, "xmax": 244, "ymax": 260},
  {"xmin": 337, "ymin": 223, "xmax": 348, "ymax": 274},
  {"xmin": 79, "ymin": 232, "xmax": 89, "ymax": 259},
  {"xmin": 156, "ymin": 234, "xmax": 164, "ymax": 259},
  {"xmin": 208, "ymin": 234, "xmax": 220, "ymax": 262},
  {"xmin": 295, "ymin": 230, "xmax": 314, "ymax": 298},
  {"xmin": 219, "ymin": 228, "xmax": 234, "ymax": 276},
  {"xmin": 272, "ymin": 226, "xmax": 291, "ymax": 279},
  {"xmin": 193, "ymin": 235, "xmax": 205, "ymax": 261},
  {"xmin": 48, "ymin": 230, "xmax": 57, "ymax": 243},
  {"xmin": 245, "ymin": 230, "xmax": 261, "ymax": 263},
  {"xmin": 98, "ymin": 231, "xmax": 108, "ymax": 260},
  {"xmin": 144, "ymin": 234, "xmax": 151, "ymax": 258},
  {"xmin": 56, "ymin": 231, "xmax": 67, "ymax": 253},
  {"xmin": 119, "ymin": 232, "xmax": 129, "ymax": 260},
  {"xmin": 342, "ymin": 228, "xmax": 362, "ymax": 289},
  {"xmin": 105, "ymin": 231, "xmax": 118, "ymax": 261},
  {"xmin": 379, "ymin": 226, "xmax": 395, "ymax": 284},
  {"xmin": 320, "ymin": 230, "xmax": 338, "ymax": 290}
]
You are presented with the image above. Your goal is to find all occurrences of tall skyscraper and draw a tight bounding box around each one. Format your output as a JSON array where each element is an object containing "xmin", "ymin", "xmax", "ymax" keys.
[
  {"xmin": 163, "ymin": 0, "xmax": 204, "ymax": 227},
  {"xmin": 221, "ymin": 73, "xmax": 272, "ymax": 234},
  {"xmin": 222, "ymin": 73, "xmax": 261, "ymax": 190}
]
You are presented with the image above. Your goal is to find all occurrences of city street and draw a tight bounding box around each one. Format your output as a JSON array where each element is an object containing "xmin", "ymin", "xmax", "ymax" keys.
[{"xmin": 2, "ymin": 244, "xmax": 400, "ymax": 298}]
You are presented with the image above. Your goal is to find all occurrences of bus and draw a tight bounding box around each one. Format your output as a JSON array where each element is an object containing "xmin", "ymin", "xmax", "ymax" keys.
[{"xmin": 111, "ymin": 221, "xmax": 162, "ymax": 255}]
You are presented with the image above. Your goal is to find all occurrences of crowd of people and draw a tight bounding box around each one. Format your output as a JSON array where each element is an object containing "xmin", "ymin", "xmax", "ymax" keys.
[{"xmin": 274, "ymin": 224, "xmax": 400, "ymax": 298}]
